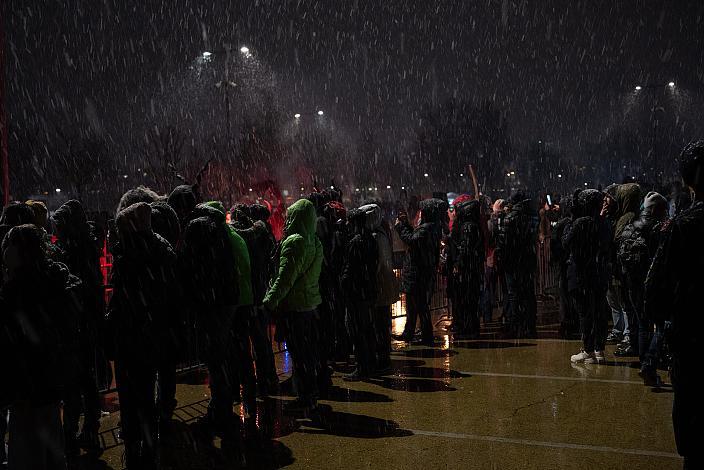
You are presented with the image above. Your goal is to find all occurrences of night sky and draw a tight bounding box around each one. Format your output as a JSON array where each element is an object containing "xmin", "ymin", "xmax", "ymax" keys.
[{"xmin": 6, "ymin": 0, "xmax": 704, "ymax": 157}]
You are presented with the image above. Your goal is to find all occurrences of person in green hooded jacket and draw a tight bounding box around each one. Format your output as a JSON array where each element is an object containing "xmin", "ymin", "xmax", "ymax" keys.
[{"xmin": 263, "ymin": 198, "xmax": 323, "ymax": 411}]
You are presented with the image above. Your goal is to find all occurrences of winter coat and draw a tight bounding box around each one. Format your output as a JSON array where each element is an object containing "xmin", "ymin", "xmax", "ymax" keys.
[
  {"xmin": 233, "ymin": 219, "xmax": 275, "ymax": 306},
  {"xmin": 446, "ymin": 201, "xmax": 485, "ymax": 295},
  {"xmin": 617, "ymin": 213, "xmax": 664, "ymax": 287},
  {"xmin": 562, "ymin": 214, "xmax": 611, "ymax": 293},
  {"xmin": 340, "ymin": 208, "xmax": 379, "ymax": 307},
  {"xmin": 358, "ymin": 204, "xmax": 399, "ymax": 307},
  {"xmin": 51, "ymin": 200, "xmax": 105, "ymax": 340},
  {"xmin": 395, "ymin": 199, "xmax": 443, "ymax": 294},
  {"xmin": 496, "ymin": 199, "xmax": 537, "ymax": 275},
  {"xmin": 614, "ymin": 183, "xmax": 642, "ymax": 239},
  {"xmin": 202, "ymin": 201, "xmax": 253, "ymax": 307},
  {"xmin": 263, "ymin": 199, "xmax": 323, "ymax": 312},
  {"xmin": 181, "ymin": 213, "xmax": 239, "ymax": 310},
  {"xmin": 0, "ymin": 260, "xmax": 81, "ymax": 404},
  {"xmin": 645, "ymin": 201, "xmax": 704, "ymax": 354},
  {"xmin": 107, "ymin": 232, "xmax": 178, "ymax": 362}
]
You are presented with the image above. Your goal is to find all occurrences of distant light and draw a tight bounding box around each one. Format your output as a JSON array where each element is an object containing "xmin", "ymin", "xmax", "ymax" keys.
[
  {"xmin": 668, "ymin": 81, "xmax": 675, "ymax": 88},
  {"xmin": 202, "ymin": 51, "xmax": 212, "ymax": 58},
  {"xmin": 459, "ymin": 173, "xmax": 464, "ymax": 177},
  {"xmin": 632, "ymin": 176, "xmax": 636, "ymax": 180},
  {"xmin": 300, "ymin": 187, "xmax": 304, "ymax": 191},
  {"xmin": 123, "ymin": 174, "xmax": 128, "ymax": 179},
  {"xmin": 330, "ymin": 186, "xmax": 334, "ymax": 189},
  {"xmin": 240, "ymin": 46, "xmax": 250, "ymax": 54},
  {"xmin": 294, "ymin": 113, "xmax": 301, "ymax": 119},
  {"xmin": 55, "ymin": 188, "xmax": 61, "ymax": 193},
  {"xmin": 386, "ymin": 185, "xmax": 391, "ymax": 189},
  {"xmin": 635, "ymin": 85, "xmax": 642, "ymax": 91},
  {"xmin": 423, "ymin": 173, "xmax": 429, "ymax": 177},
  {"xmin": 584, "ymin": 182, "xmax": 588, "ymax": 186},
  {"xmin": 538, "ymin": 140, "xmax": 542, "ymax": 144},
  {"xmin": 510, "ymin": 171, "xmax": 515, "ymax": 175},
  {"xmin": 368, "ymin": 187, "xmax": 373, "ymax": 191},
  {"xmin": 355, "ymin": 188, "xmax": 360, "ymax": 192},
  {"xmin": 249, "ymin": 188, "xmax": 253, "ymax": 192},
  {"xmin": 506, "ymin": 173, "xmax": 511, "ymax": 177},
  {"xmin": 401, "ymin": 186, "xmax": 406, "ymax": 190},
  {"xmin": 374, "ymin": 187, "xmax": 378, "ymax": 191},
  {"xmin": 317, "ymin": 110, "xmax": 324, "ymax": 116},
  {"xmin": 557, "ymin": 174, "xmax": 562, "ymax": 178}
]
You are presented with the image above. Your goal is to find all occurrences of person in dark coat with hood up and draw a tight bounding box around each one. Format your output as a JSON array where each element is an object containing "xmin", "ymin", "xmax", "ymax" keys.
[
  {"xmin": 393, "ymin": 198, "xmax": 443, "ymax": 345},
  {"xmin": 446, "ymin": 200, "xmax": 485, "ymax": 338},
  {"xmin": 496, "ymin": 193, "xmax": 538, "ymax": 338},
  {"xmin": 107, "ymin": 202, "xmax": 178, "ymax": 469},
  {"xmin": 1, "ymin": 224, "xmax": 81, "ymax": 470},
  {"xmin": 51, "ymin": 199, "xmax": 105, "ymax": 457},
  {"xmin": 617, "ymin": 191, "xmax": 668, "ymax": 384},
  {"xmin": 563, "ymin": 189, "xmax": 611, "ymax": 364},
  {"xmin": 645, "ymin": 141, "xmax": 704, "ymax": 470},
  {"xmin": 340, "ymin": 207, "xmax": 379, "ymax": 380},
  {"xmin": 551, "ymin": 194, "xmax": 579, "ymax": 338}
]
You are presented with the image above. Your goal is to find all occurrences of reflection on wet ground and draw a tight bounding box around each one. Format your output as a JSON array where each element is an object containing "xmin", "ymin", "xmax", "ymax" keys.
[{"xmin": 93, "ymin": 305, "xmax": 680, "ymax": 469}]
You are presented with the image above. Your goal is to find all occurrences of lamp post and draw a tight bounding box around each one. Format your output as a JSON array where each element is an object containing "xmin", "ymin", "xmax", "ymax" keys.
[{"xmin": 633, "ymin": 82, "xmax": 676, "ymax": 185}]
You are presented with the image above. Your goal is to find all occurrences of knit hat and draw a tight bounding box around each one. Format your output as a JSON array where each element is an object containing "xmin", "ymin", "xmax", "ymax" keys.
[
  {"xmin": 25, "ymin": 200, "xmax": 49, "ymax": 228},
  {"xmin": 116, "ymin": 186, "xmax": 160, "ymax": 215},
  {"xmin": 52, "ymin": 200, "xmax": 88, "ymax": 235},
  {"xmin": 116, "ymin": 202, "xmax": 152, "ymax": 235},
  {"xmin": 577, "ymin": 189, "xmax": 603, "ymax": 217}
]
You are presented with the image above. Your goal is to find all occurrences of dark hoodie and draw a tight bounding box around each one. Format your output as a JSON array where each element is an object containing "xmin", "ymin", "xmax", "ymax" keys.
[
  {"xmin": 108, "ymin": 203, "xmax": 178, "ymax": 362},
  {"xmin": 340, "ymin": 208, "xmax": 379, "ymax": 306},
  {"xmin": 497, "ymin": 195, "xmax": 537, "ymax": 273},
  {"xmin": 0, "ymin": 225, "xmax": 81, "ymax": 403},
  {"xmin": 562, "ymin": 189, "xmax": 611, "ymax": 292},
  {"xmin": 446, "ymin": 200, "xmax": 485, "ymax": 289},
  {"xmin": 395, "ymin": 198, "xmax": 443, "ymax": 294},
  {"xmin": 52, "ymin": 200, "xmax": 104, "ymax": 334}
]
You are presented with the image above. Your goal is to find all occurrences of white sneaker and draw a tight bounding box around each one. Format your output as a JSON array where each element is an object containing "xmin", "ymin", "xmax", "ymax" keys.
[
  {"xmin": 593, "ymin": 351, "xmax": 606, "ymax": 363},
  {"xmin": 570, "ymin": 350, "xmax": 595, "ymax": 363}
]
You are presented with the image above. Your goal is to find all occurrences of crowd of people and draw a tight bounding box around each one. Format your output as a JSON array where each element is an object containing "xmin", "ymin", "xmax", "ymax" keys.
[{"xmin": 0, "ymin": 141, "xmax": 702, "ymax": 469}]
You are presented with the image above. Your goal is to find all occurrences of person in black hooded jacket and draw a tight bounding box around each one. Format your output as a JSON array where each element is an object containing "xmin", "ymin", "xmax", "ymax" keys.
[
  {"xmin": 51, "ymin": 199, "xmax": 105, "ymax": 457},
  {"xmin": 1, "ymin": 224, "xmax": 81, "ymax": 470},
  {"xmin": 563, "ymin": 189, "xmax": 611, "ymax": 364},
  {"xmin": 107, "ymin": 202, "xmax": 178, "ymax": 470},
  {"xmin": 645, "ymin": 141, "xmax": 704, "ymax": 469},
  {"xmin": 180, "ymin": 207, "xmax": 242, "ymax": 453},
  {"xmin": 496, "ymin": 193, "xmax": 538, "ymax": 338},
  {"xmin": 551, "ymin": 195, "xmax": 579, "ymax": 338},
  {"xmin": 446, "ymin": 200, "xmax": 485, "ymax": 338},
  {"xmin": 393, "ymin": 198, "xmax": 443, "ymax": 345},
  {"xmin": 340, "ymin": 207, "xmax": 379, "ymax": 380}
]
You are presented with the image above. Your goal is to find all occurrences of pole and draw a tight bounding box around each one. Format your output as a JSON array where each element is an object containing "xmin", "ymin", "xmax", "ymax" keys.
[{"xmin": 0, "ymin": 6, "xmax": 9, "ymax": 206}]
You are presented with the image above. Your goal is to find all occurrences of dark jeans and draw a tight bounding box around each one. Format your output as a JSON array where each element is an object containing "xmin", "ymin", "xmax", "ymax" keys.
[
  {"xmin": 282, "ymin": 310, "xmax": 320, "ymax": 406},
  {"xmin": 201, "ymin": 307, "xmax": 240, "ymax": 438},
  {"xmin": 504, "ymin": 271, "xmax": 537, "ymax": 337},
  {"xmin": 403, "ymin": 286, "xmax": 433, "ymax": 343},
  {"xmin": 63, "ymin": 340, "xmax": 102, "ymax": 445},
  {"xmin": 451, "ymin": 279, "xmax": 481, "ymax": 335},
  {"xmin": 672, "ymin": 355, "xmax": 703, "ymax": 465},
  {"xmin": 157, "ymin": 359, "xmax": 177, "ymax": 421},
  {"xmin": 115, "ymin": 359, "xmax": 158, "ymax": 470},
  {"xmin": 374, "ymin": 305, "xmax": 392, "ymax": 369},
  {"xmin": 250, "ymin": 306, "xmax": 278, "ymax": 392},
  {"xmin": 232, "ymin": 308, "xmax": 257, "ymax": 416},
  {"xmin": 347, "ymin": 304, "xmax": 376, "ymax": 375},
  {"xmin": 572, "ymin": 287, "xmax": 609, "ymax": 352}
]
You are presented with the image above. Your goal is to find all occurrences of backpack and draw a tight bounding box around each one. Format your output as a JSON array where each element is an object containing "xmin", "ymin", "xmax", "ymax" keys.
[{"xmin": 617, "ymin": 224, "xmax": 651, "ymax": 282}]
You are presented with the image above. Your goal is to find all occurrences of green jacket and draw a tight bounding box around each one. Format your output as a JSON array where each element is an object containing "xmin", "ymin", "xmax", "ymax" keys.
[
  {"xmin": 263, "ymin": 199, "xmax": 323, "ymax": 312},
  {"xmin": 204, "ymin": 201, "xmax": 254, "ymax": 307}
]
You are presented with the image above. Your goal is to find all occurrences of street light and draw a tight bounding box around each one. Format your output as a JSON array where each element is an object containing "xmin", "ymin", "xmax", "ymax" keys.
[
  {"xmin": 294, "ymin": 113, "xmax": 301, "ymax": 119},
  {"xmin": 317, "ymin": 110, "xmax": 324, "ymax": 116},
  {"xmin": 55, "ymin": 188, "xmax": 61, "ymax": 193},
  {"xmin": 668, "ymin": 81, "xmax": 675, "ymax": 88},
  {"xmin": 635, "ymin": 85, "xmax": 642, "ymax": 91},
  {"xmin": 240, "ymin": 46, "xmax": 250, "ymax": 54}
]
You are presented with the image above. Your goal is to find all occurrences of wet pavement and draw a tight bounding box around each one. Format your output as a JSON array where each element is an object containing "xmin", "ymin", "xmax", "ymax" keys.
[{"xmin": 91, "ymin": 305, "xmax": 679, "ymax": 469}]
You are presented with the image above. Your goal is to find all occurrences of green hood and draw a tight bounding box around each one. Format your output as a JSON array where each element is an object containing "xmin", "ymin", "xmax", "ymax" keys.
[{"xmin": 284, "ymin": 199, "xmax": 317, "ymax": 240}]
